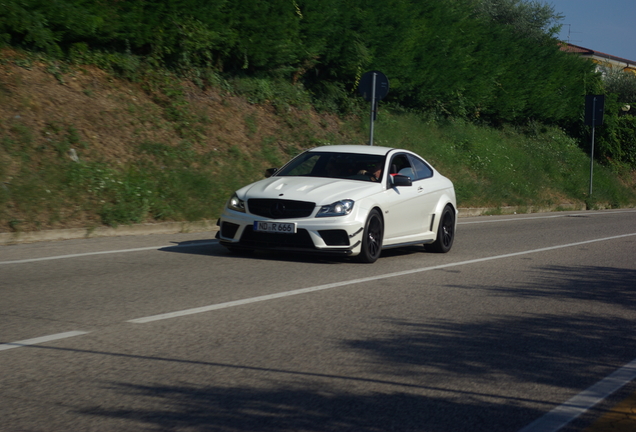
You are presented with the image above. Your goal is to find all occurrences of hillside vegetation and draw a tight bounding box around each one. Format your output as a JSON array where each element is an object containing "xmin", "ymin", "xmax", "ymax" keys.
[
  {"xmin": 0, "ymin": 0, "xmax": 635, "ymax": 233},
  {"xmin": 1, "ymin": 51, "xmax": 634, "ymax": 234},
  {"xmin": 0, "ymin": 50, "xmax": 361, "ymax": 232}
]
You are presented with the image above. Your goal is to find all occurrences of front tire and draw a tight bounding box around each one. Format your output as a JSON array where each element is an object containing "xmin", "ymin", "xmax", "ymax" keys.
[
  {"xmin": 426, "ymin": 205, "xmax": 455, "ymax": 253},
  {"xmin": 356, "ymin": 209, "xmax": 383, "ymax": 263}
]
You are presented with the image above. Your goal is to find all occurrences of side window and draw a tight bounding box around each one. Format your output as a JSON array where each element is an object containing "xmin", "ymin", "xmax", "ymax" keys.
[
  {"xmin": 408, "ymin": 154, "xmax": 433, "ymax": 180},
  {"xmin": 390, "ymin": 154, "xmax": 415, "ymax": 180}
]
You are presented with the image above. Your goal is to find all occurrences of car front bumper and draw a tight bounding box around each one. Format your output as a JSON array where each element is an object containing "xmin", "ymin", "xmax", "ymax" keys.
[{"xmin": 216, "ymin": 209, "xmax": 365, "ymax": 255}]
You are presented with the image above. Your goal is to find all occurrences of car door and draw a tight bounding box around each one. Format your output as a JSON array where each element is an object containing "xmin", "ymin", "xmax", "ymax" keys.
[
  {"xmin": 407, "ymin": 153, "xmax": 441, "ymax": 235},
  {"xmin": 381, "ymin": 153, "xmax": 424, "ymax": 241}
]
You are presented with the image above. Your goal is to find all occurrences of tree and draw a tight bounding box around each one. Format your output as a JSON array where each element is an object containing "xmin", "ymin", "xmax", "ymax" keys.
[
  {"xmin": 601, "ymin": 66, "xmax": 636, "ymax": 108},
  {"xmin": 594, "ymin": 67, "xmax": 636, "ymax": 168},
  {"xmin": 221, "ymin": 0, "xmax": 302, "ymax": 73},
  {"xmin": 474, "ymin": 0, "xmax": 563, "ymax": 40}
]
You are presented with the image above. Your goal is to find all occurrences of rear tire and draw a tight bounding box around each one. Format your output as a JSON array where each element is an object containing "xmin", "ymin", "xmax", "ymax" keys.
[
  {"xmin": 356, "ymin": 209, "xmax": 383, "ymax": 263},
  {"xmin": 426, "ymin": 205, "xmax": 455, "ymax": 253}
]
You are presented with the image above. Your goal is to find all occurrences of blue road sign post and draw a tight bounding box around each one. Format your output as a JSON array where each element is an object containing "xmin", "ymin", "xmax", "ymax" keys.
[{"xmin": 358, "ymin": 71, "xmax": 389, "ymax": 146}]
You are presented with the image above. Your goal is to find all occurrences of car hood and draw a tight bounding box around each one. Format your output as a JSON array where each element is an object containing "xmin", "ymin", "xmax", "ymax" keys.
[{"xmin": 238, "ymin": 176, "xmax": 381, "ymax": 203}]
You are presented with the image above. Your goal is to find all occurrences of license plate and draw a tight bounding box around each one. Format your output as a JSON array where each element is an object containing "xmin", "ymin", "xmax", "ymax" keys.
[{"xmin": 253, "ymin": 221, "xmax": 297, "ymax": 234}]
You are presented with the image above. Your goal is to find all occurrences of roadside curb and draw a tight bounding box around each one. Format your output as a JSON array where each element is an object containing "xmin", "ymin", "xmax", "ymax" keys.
[
  {"xmin": 458, "ymin": 203, "xmax": 586, "ymax": 217},
  {"xmin": 0, "ymin": 220, "xmax": 219, "ymax": 246},
  {"xmin": 0, "ymin": 203, "xmax": 588, "ymax": 246}
]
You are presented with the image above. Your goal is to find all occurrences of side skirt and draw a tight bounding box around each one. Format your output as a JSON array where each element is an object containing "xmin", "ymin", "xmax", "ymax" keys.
[{"xmin": 381, "ymin": 239, "xmax": 434, "ymax": 250}]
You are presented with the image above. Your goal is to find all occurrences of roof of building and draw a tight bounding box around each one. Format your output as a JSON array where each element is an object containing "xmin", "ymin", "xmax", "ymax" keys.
[{"xmin": 560, "ymin": 43, "xmax": 636, "ymax": 69}]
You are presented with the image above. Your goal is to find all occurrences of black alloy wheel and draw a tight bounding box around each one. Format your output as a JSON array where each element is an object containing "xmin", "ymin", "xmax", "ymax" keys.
[
  {"xmin": 356, "ymin": 209, "xmax": 384, "ymax": 263},
  {"xmin": 426, "ymin": 205, "xmax": 455, "ymax": 253}
]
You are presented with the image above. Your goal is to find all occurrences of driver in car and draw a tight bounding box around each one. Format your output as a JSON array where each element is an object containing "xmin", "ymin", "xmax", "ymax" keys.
[{"xmin": 358, "ymin": 162, "xmax": 382, "ymax": 182}]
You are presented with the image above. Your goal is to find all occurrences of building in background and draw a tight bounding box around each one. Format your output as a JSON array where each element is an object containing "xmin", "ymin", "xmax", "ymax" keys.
[{"xmin": 560, "ymin": 43, "xmax": 636, "ymax": 75}]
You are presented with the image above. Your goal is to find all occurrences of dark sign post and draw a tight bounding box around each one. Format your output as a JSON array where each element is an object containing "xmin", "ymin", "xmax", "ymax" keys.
[
  {"xmin": 358, "ymin": 71, "xmax": 389, "ymax": 145},
  {"xmin": 585, "ymin": 95, "xmax": 605, "ymax": 195}
]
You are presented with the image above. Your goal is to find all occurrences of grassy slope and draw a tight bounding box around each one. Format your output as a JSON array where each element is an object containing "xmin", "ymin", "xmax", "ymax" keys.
[
  {"xmin": 374, "ymin": 113, "xmax": 636, "ymax": 210},
  {"xmin": 0, "ymin": 51, "xmax": 634, "ymax": 233}
]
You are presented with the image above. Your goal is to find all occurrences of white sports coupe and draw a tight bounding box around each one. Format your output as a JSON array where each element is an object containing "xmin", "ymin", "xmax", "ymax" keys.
[{"xmin": 216, "ymin": 145, "xmax": 457, "ymax": 263}]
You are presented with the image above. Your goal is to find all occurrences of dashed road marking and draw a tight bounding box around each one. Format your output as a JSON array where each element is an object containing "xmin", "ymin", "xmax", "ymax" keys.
[{"xmin": 0, "ymin": 241, "xmax": 219, "ymax": 265}]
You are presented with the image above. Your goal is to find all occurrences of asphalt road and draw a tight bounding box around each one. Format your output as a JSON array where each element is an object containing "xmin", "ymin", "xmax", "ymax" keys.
[{"xmin": 1, "ymin": 209, "xmax": 635, "ymax": 432}]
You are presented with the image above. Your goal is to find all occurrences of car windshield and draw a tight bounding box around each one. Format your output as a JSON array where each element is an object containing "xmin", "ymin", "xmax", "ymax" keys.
[{"xmin": 276, "ymin": 152, "xmax": 386, "ymax": 182}]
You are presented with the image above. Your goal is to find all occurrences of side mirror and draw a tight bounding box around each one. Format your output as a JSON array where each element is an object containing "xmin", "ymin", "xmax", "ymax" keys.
[
  {"xmin": 390, "ymin": 174, "xmax": 412, "ymax": 187},
  {"xmin": 265, "ymin": 168, "xmax": 278, "ymax": 178}
]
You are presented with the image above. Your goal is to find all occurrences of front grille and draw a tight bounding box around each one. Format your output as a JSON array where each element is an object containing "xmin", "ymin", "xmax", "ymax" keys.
[
  {"xmin": 239, "ymin": 226, "xmax": 315, "ymax": 249},
  {"xmin": 247, "ymin": 199, "xmax": 315, "ymax": 219}
]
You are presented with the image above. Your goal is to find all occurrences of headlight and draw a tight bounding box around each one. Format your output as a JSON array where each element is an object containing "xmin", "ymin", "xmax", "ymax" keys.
[
  {"xmin": 316, "ymin": 199, "xmax": 354, "ymax": 217},
  {"xmin": 227, "ymin": 193, "xmax": 245, "ymax": 213}
]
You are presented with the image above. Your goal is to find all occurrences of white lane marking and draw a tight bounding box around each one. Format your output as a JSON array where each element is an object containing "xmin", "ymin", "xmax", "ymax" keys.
[
  {"xmin": 2, "ymin": 210, "xmax": 633, "ymax": 264},
  {"xmin": 0, "ymin": 331, "xmax": 89, "ymax": 351},
  {"xmin": 458, "ymin": 209, "xmax": 636, "ymax": 225},
  {"xmin": 129, "ymin": 232, "xmax": 636, "ymax": 323},
  {"xmin": 0, "ymin": 241, "xmax": 219, "ymax": 265},
  {"xmin": 459, "ymin": 215, "xmax": 564, "ymax": 224},
  {"xmin": 0, "ymin": 210, "xmax": 636, "ymax": 265},
  {"xmin": 518, "ymin": 357, "xmax": 636, "ymax": 432}
]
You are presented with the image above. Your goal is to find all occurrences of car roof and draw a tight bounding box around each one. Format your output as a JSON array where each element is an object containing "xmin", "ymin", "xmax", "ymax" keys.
[{"xmin": 308, "ymin": 145, "xmax": 395, "ymax": 156}]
